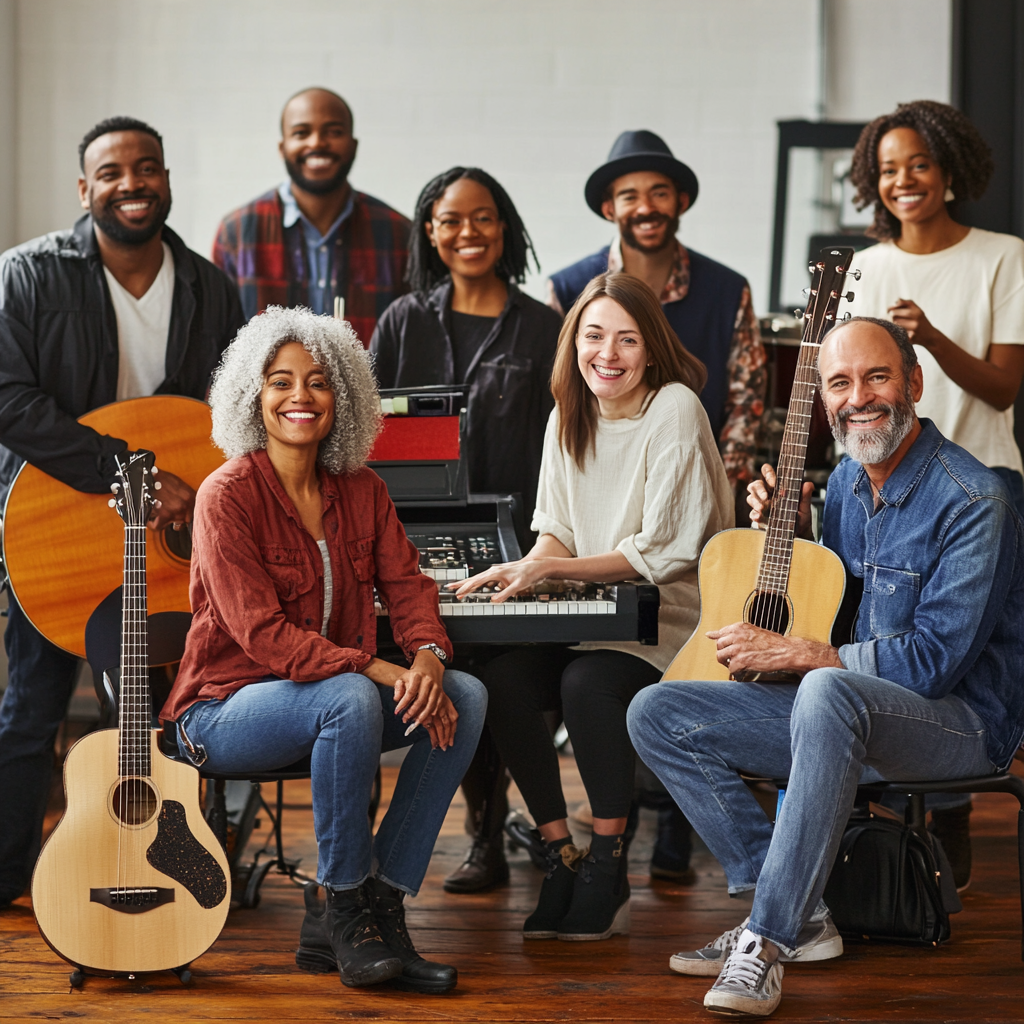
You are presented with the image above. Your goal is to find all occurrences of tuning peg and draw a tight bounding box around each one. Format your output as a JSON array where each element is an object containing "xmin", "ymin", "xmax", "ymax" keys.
[
  {"xmin": 850, "ymin": 268, "xmax": 862, "ymax": 281},
  {"xmin": 151, "ymin": 466, "xmax": 160, "ymax": 475},
  {"xmin": 153, "ymin": 499, "xmax": 163, "ymax": 510},
  {"xmin": 841, "ymin": 312, "xmax": 852, "ymax": 321},
  {"xmin": 153, "ymin": 481, "xmax": 162, "ymax": 490},
  {"xmin": 844, "ymin": 291, "xmax": 855, "ymax": 302},
  {"xmin": 807, "ymin": 262, "xmax": 816, "ymax": 273},
  {"xmin": 108, "ymin": 498, "xmax": 117, "ymax": 508},
  {"xmin": 110, "ymin": 482, "xmax": 120, "ymax": 493},
  {"xmin": 793, "ymin": 308, "xmax": 803, "ymax": 319}
]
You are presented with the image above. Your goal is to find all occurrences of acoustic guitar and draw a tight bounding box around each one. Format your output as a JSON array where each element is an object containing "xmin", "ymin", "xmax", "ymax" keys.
[
  {"xmin": 31, "ymin": 449, "xmax": 230, "ymax": 977},
  {"xmin": 662, "ymin": 247, "xmax": 856, "ymax": 683},
  {"xmin": 2, "ymin": 395, "xmax": 224, "ymax": 658}
]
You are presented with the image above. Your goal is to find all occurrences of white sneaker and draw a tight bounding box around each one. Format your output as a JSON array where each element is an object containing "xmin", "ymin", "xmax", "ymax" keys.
[
  {"xmin": 704, "ymin": 929, "xmax": 783, "ymax": 1017},
  {"xmin": 670, "ymin": 914, "xmax": 842, "ymax": 976}
]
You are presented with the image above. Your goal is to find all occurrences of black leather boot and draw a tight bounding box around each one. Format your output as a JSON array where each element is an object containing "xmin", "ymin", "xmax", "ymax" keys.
[
  {"xmin": 650, "ymin": 802, "xmax": 696, "ymax": 883},
  {"xmin": 368, "ymin": 877, "xmax": 457, "ymax": 994},
  {"xmin": 523, "ymin": 837, "xmax": 583, "ymax": 939},
  {"xmin": 295, "ymin": 881, "xmax": 402, "ymax": 987},
  {"xmin": 444, "ymin": 734, "xmax": 510, "ymax": 893},
  {"xmin": 557, "ymin": 833, "xmax": 630, "ymax": 941}
]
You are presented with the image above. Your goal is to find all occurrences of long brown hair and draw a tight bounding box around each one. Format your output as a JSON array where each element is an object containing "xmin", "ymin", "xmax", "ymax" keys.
[{"xmin": 550, "ymin": 272, "xmax": 707, "ymax": 467}]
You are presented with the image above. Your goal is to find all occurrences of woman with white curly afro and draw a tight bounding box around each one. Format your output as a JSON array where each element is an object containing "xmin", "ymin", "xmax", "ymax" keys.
[
  {"xmin": 208, "ymin": 305, "xmax": 381, "ymax": 472},
  {"xmin": 162, "ymin": 306, "xmax": 486, "ymax": 994}
]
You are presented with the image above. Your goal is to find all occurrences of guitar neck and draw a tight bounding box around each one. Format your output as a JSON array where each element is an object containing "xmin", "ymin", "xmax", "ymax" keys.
[
  {"xmin": 757, "ymin": 341, "xmax": 819, "ymax": 594},
  {"xmin": 119, "ymin": 523, "xmax": 151, "ymax": 778}
]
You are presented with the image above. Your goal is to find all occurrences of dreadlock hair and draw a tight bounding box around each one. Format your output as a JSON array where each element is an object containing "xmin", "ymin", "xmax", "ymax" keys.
[
  {"xmin": 406, "ymin": 167, "xmax": 539, "ymax": 294},
  {"xmin": 79, "ymin": 116, "xmax": 164, "ymax": 171},
  {"xmin": 850, "ymin": 100, "xmax": 993, "ymax": 241}
]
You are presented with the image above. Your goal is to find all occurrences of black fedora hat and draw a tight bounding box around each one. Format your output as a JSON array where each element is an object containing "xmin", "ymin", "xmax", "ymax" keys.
[{"xmin": 584, "ymin": 129, "xmax": 699, "ymax": 216}]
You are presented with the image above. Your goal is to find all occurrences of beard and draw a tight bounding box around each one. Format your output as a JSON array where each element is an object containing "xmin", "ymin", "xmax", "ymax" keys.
[
  {"xmin": 827, "ymin": 384, "xmax": 916, "ymax": 465},
  {"xmin": 619, "ymin": 210, "xmax": 680, "ymax": 253},
  {"xmin": 90, "ymin": 189, "xmax": 171, "ymax": 246},
  {"xmin": 285, "ymin": 151, "xmax": 355, "ymax": 196}
]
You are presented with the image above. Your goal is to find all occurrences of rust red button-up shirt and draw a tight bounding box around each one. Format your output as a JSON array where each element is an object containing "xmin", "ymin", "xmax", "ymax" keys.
[{"xmin": 161, "ymin": 449, "xmax": 451, "ymax": 722}]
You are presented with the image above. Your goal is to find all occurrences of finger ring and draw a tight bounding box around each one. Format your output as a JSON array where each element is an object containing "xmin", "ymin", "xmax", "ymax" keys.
[{"xmin": 726, "ymin": 658, "xmax": 731, "ymax": 666}]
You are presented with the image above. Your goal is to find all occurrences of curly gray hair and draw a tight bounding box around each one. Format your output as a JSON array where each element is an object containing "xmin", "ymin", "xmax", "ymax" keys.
[{"xmin": 208, "ymin": 306, "xmax": 381, "ymax": 474}]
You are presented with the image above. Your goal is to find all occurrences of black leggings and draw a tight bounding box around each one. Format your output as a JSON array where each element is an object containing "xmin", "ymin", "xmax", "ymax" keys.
[{"xmin": 481, "ymin": 646, "xmax": 661, "ymax": 827}]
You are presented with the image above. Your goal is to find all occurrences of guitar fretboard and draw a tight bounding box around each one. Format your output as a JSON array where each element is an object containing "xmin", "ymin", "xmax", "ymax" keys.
[{"xmin": 118, "ymin": 523, "xmax": 151, "ymax": 779}]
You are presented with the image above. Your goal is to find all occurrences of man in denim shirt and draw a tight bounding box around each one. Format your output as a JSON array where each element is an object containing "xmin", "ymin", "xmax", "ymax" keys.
[{"xmin": 627, "ymin": 317, "xmax": 1024, "ymax": 1018}]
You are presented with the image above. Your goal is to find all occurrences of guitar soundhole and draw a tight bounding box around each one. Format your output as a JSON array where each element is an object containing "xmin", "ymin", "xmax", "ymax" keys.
[
  {"xmin": 161, "ymin": 523, "xmax": 193, "ymax": 563},
  {"xmin": 112, "ymin": 778, "xmax": 159, "ymax": 826},
  {"xmin": 744, "ymin": 590, "xmax": 792, "ymax": 635}
]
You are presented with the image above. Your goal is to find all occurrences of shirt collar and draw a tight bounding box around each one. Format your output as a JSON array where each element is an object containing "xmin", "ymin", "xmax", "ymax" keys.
[
  {"xmin": 278, "ymin": 180, "xmax": 354, "ymax": 239},
  {"xmin": 850, "ymin": 418, "xmax": 945, "ymax": 509},
  {"xmin": 607, "ymin": 237, "xmax": 690, "ymax": 303}
]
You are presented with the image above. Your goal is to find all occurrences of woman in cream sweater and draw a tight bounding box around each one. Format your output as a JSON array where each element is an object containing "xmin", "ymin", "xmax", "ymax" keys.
[{"xmin": 450, "ymin": 272, "xmax": 733, "ymax": 941}]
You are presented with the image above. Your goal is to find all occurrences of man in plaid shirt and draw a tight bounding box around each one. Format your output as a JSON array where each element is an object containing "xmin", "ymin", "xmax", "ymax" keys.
[{"xmin": 213, "ymin": 88, "xmax": 410, "ymax": 347}]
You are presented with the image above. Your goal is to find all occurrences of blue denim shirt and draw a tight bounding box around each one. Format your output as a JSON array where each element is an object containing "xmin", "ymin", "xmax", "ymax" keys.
[
  {"xmin": 823, "ymin": 419, "xmax": 1024, "ymax": 770},
  {"xmin": 278, "ymin": 181, "xmax": 354, "ymax": 315}
]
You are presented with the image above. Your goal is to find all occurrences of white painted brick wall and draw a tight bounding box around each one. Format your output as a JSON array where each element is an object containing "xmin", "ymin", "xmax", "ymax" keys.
[{"xmin": 7, "ymin": 0, "xmax": 948, "ymax": 311}]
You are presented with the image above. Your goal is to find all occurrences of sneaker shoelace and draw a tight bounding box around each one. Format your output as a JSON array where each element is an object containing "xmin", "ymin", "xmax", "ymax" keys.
[{"xmin": 717, "ymin": 948, "xmax": 771, "ymax": 991}]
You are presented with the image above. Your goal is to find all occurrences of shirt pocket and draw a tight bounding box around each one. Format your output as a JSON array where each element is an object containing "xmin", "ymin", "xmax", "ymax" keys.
[
  {"xmin": 346, "ymin": 535, "xmax": 377, "ymax": 582},
  {"xmin": 472, "ymin": 356, "xmax": 535, "ymax": 417},
  {"xmin": 866, "ymin": 564, "xmax": 920, "ymax": 639},
  {"xmin": 260, "ymin": 544, "xmax": 316, "ymax": 603}
]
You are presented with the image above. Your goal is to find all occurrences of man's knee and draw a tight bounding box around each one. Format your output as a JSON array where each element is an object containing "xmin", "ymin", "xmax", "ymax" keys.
[
  {"xmin": 791, "ymin": 667, "xmax": 863, "ymax": 735},
  {"xmin": 626, "ymin": 682, "xmax": 678, "ymax": 759}
]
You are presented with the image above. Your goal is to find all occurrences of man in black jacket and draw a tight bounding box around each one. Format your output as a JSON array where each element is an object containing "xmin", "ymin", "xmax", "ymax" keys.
[{"xmin": 0, "ymin": 116, "xmax": 243, "ymax": 908}]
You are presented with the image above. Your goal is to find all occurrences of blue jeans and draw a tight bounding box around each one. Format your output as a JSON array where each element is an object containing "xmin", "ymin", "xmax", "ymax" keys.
[
  {"xmin": 0, "ymin": 595, "xmax": 81, "ymax": 903},
  {"xmin": 178, "ymin": 670, "xmax": 486, "ymax": 895},
  {"xmin": 627, "ymin": 668, "xmax": 995, "ymax": 954}
]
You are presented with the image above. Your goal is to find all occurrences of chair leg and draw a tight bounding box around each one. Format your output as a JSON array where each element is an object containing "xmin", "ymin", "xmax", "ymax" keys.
[
  {"xmin": 207, "ymin": 779, "xmax": 228, "ymax": 848},
  {"xmin": 1017, "ymin": 808, "xmax": 1024, "ymax": 962}
]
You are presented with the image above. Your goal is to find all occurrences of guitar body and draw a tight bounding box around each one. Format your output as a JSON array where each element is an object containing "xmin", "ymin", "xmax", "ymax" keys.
[
  {"xmin": 31, "ymin": 729, "xmax": 230, "ymax": 974},
  {"xmin": 662, "ymin": 528, "xmax": 847, "ymax": 681},
  {"xmin": 2, "ymin": 396, "xmax": 224, "ymax": 657}
]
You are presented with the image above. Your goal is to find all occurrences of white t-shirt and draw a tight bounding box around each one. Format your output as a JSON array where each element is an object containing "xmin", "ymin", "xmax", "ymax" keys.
[
  {"xmin": 846, "ymin": 229, "xmax": 1024, "ymax": 473},
  {"xmin": 531, "ymin": 383, "xmax": 734, "ymax": 671},
  {"xmin": 104, "ymin": 241, "xmax": 175, "ymax": 401}
]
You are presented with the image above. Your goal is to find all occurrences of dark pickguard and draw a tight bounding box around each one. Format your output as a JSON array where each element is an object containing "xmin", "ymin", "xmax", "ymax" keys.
[{"xmin": 146, "ymin": 800, "xmax": 227, "ymax": 909}]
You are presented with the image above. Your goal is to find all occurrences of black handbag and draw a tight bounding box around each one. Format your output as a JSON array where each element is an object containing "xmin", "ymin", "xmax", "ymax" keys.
[{"xmin": 823, "ymin": 805, "xmax": 961, "ymax": 946}]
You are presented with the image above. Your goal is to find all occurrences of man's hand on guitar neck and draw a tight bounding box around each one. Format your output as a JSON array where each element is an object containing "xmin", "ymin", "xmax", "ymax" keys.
[
  {"xmin": 707, "ymin": 622, "xmax": 843, "ymax": 677},
  {"xmin": 747, "ymin": 464, "xmax": 814, "ymax": 539},
  {"xmin": 145, "ymin": 469, "xmax": 196, "ymax": 532}
]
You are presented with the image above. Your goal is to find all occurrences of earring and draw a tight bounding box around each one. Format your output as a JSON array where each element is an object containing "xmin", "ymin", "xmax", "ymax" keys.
[{"xmin": 944, "ymin": 186, "xmax": 955, "ymax": 202}]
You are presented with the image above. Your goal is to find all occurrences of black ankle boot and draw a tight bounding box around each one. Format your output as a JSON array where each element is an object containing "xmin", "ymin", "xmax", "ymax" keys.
[
  {"xmin": 557, "ymin": 833, "xmax": 630, "ymax": 941},
  {"xmin": 306, "ymin": 882, "xmax": 402, "ymax": 987},
  {"xmin": 444, "ymin": 776, "xmax": 510, "ymax": 894},
  {"xmin": 523, "ymin": 837, "xmax": 583, "ymax": 939},
  {"xmin": 650, "ymin": 803, "xmax": 695, "ymax": 883},
  {"xmin": 295, "ymin": 882, "xmax": 339, "ymax": 973},
  {"xmin": 368, "ymin": 877, "xmax": 457, "ymax": 994}
]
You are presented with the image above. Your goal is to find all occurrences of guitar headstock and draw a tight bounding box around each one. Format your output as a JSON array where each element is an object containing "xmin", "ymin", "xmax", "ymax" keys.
[
  {"xmin": 109, "ymin": 449, "xmax": 158, "ymax": 527},
  {"xmin": 802, "ymin": 246, "xmax": 856, "ymax": 347}
]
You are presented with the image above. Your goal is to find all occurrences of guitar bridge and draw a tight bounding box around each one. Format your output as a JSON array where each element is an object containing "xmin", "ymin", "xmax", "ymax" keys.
[{"xmin": 89, "ymin": 887, "xmax": 175, "ymax": 914}]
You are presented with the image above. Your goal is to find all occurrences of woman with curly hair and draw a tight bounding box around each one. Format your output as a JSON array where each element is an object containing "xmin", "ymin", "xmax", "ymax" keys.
[
  {"xmin": 847, "ymin": 99, "xmax": 1024, "ymax": 515},
  {"xmin": 160, "ymin": 306, "xmax": 486, "ymax": 994}
]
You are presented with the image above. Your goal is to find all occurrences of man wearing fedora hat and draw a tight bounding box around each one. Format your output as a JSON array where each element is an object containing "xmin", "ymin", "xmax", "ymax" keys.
[
  {"xmin": 549, "ymin": 129, "xmax": 765, "ymax": 497},
  {"xmin": 548, "ymin": 129, "xmax": 766, "ymax": 884}
]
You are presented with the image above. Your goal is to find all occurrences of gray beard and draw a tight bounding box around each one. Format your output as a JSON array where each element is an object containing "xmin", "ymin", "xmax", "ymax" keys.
[{"xmin": 829, "ymin": 390, "xmax": 916, "ymax": 465}]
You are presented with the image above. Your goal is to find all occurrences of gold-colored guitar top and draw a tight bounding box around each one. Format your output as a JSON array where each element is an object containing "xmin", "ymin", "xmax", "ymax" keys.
[{"xmin": 661, "ymin": 247, "xmax": 854, "ymax": 683}]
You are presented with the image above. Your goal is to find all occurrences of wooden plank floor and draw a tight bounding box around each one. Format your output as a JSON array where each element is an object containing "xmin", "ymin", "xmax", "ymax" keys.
[{"xmin": 1, "ymin": 755, "xmax": 1021, "ymax": 1023}]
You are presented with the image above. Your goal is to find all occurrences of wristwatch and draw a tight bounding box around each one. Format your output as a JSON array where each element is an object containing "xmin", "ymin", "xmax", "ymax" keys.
[{"xmin": 416, "ymin": 643, "xmax": 448, "ymax": 665}]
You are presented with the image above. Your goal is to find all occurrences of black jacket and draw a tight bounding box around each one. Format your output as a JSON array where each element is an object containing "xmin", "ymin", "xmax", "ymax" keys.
[
  {"xmin": 370, "ymin": 281, "xmax": 561, "ymax": 520},
  {"xmin": 0, "ymin": 215, "xmax": 244, "ymax": 506}
]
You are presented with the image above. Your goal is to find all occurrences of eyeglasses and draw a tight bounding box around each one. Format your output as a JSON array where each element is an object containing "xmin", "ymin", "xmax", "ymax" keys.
[{"xmin": 430, "ymin": 213, "xmax": 500, "ymax": 236}]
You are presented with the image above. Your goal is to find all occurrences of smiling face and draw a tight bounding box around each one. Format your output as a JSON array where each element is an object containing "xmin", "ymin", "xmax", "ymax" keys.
[
  {"xmin": 818, "ymin": 321, "xmax": 923, "ymax": 466},
  {"xmin": 877, "ymin": 127, "xmax": 951, "ymax": 230},
  {"xmin": 575, "ymin": 295, "xmax": 651, "ymax": 417},
  {"xmin": 279, "ymin": 89, "xmax": 358, "ymax": 197},
  {"xmin": 424, "ymin": 177, "xmax": 505, "ymax": 282},
  {"xmin": 78, "ymin": 131, "xmax": 172, "ymax": 245},
  {"xmin": 261, "ymin": 341, "xmax": 336, "ymax": 455},
  {"xmin": 601, "ymin": 171, "xmax": 688, "ymax": 254}
]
